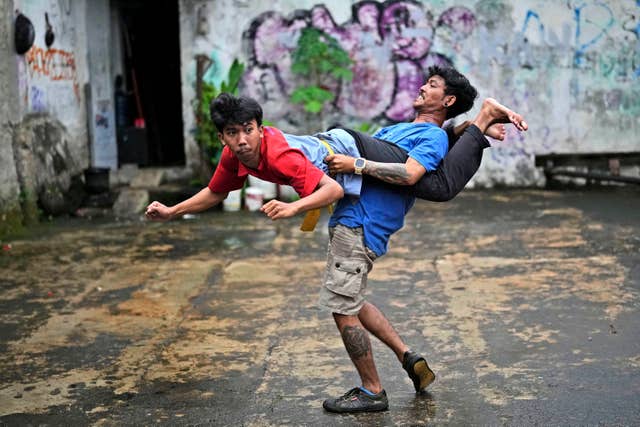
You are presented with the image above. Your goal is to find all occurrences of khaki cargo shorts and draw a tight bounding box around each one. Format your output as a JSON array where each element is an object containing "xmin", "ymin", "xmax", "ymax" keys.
[{"xmin": 318, "ymin": 224, "xmax": 377, "ymax": 315}]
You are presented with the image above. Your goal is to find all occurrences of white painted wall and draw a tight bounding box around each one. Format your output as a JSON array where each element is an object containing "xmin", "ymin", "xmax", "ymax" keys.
[
  {"xmin": 0, "ymin": 0, "xmax": 120, "ymax": 230},
  {"xmin": 85, "ymin": 0, "xmax": 117, "ymax": 169},
  {"xmin": 14, "ymin": 0, "xmax": 90, "ymax": 169},
  {"xmin": 179, "ymin": 0, "xmax": 640, "ymax": 187}
]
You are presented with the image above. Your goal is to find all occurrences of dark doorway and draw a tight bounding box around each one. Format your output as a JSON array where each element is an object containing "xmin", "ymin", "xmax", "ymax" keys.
[{"xmin": 116, "ymin": 0, "xmax": 184, "ymax": 166}]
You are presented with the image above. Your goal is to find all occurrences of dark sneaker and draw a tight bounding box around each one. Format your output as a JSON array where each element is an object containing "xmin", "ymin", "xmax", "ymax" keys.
[
  {"xmin": 323, "ymin": 387, "xmax": 389, "ymax": 413},
  {"xmin": 403, "ymin": 351, "xmax": 436, "ymax": 392}
]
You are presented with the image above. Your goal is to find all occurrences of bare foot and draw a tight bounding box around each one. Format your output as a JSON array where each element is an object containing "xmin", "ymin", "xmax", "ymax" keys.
[
  {"xmin": 485, "ymin": 123, "xmax": 506, "ymax": 141},
  {"xmin": 475, "ymin": 98, "xmax": 528, "ymax": 132}
]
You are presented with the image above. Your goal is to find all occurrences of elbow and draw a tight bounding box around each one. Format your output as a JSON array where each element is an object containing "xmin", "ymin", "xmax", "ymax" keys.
[
  {"xmin": 406, "ymin": 175, "xmax": 421, "ymax": 186},
  {"xmin": 330, "ymin": 183, "xmax": 344, "ymax": 203}
]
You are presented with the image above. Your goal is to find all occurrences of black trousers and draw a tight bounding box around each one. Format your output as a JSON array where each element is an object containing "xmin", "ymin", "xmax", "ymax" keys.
[{"xmin": 340, "ymin": 125, "xmax": 490, "ymax": 202}]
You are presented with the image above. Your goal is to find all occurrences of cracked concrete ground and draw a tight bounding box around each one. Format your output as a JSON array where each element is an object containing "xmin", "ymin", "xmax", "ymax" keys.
[{"xmin": 1, "ymin": 189, "xmax": 639, "ymax": 426}]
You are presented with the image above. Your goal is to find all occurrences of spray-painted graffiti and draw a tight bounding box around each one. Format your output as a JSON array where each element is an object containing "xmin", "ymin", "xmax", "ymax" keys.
[
  {"xmin": 30, "ymin": 86, "xmax": 47, "ymax": 113},
  {"xmin": 192, "ymin": 0, "xmax": 639, "ymax": 184},
  {"xmin": 25, "ymin": 46, "xmax": 81, "ymax": 102},
  {"xmin": 573, "ymin": 2, "xmax": 615, "ymax": 67},
  {"xmin": 239, "ymin": 2, "xmax": 478, "ymax": 123},
  {"xmin": 235, "ymin": 0, "xmax": 637, "ymax": 127}
]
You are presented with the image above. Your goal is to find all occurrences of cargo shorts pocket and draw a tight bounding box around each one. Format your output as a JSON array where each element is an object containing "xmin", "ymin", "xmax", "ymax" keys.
[{"xmin": 324, "ymin": 256, "xmax": 368, "ymax": 298}]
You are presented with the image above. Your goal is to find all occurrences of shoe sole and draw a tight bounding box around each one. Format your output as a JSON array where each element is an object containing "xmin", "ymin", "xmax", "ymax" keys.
[
  {"xmin": 323, "ymin": 404, "xmax": 389, "ymax": 414},
  {"xmin": 413, "ymin": 359, "xmax": 436, "ymax": 392}
]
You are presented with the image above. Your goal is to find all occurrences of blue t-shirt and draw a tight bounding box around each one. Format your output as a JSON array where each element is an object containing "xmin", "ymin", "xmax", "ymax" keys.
[{"xmin": 329, "ymin": 122, "xmax": 448, "ymax": 257}]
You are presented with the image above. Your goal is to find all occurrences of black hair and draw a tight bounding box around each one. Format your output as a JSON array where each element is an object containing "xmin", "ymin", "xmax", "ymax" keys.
[
  {"xmin": 210, "ymin": 93, "xmax": 263, "ymax": 132},
  {"xmin": 427, "ymin": 65, "xmax": 478, "ymax": 119}
]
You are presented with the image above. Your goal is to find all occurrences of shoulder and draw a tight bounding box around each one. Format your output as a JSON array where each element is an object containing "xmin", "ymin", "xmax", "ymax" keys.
[
  {"xmin": 417, "ymin": 124, "xmax": 447, "ymax": 145},
  {"xmin": 263, "ymin": 126, "xmax": 294, "ymax": 157}
]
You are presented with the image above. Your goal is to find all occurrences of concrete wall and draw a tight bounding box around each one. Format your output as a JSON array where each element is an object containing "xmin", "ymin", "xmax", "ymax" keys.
[
  {"xmin": 14, "ymin": 0, "xmax": 89, "ymax": 155},
  {"xmin": 0, "ymin": 0, "xmax": 112, "ymax": 234},
  {"xmin": 0, "ymin": 1, "xmax": 24, "ymax": 235},
  {"xmin": 179, "ymin": 0, "xmax": 640, "ymax": 187}
]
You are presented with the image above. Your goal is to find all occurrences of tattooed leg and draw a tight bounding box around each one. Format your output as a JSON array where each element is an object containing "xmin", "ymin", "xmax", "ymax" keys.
[
  {"xmin": 334, "ymin": 313, "xmax": 382, "ymax": 393},
  {"xmin": 358, "ymin": 302, "xmax": 410, "ymax": 363}
]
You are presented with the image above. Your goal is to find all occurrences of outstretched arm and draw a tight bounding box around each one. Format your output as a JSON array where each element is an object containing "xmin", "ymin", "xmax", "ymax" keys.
[
  {"xmin": 145, "ymin": 187, "xmax": 227, "ymax": 221},
  {"xmin": 261, "ymin": 174, "xmax": 343, "ymax": 220}
]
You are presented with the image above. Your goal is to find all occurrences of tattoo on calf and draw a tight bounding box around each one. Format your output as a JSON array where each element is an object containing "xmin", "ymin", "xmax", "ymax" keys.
[{"xmin": 341, "ymin": 325, "xmax": 371, "ymax": 360}]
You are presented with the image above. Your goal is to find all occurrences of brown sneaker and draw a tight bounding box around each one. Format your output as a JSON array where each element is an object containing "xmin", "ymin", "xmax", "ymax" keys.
[{"xmin": 402, "ymin": 351, "xmax": 436, "ymax": 392}]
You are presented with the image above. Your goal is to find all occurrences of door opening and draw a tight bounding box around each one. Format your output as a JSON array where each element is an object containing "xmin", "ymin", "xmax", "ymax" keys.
[{"xmin": 115, "ymin": 0, "xmax": 184, "ymax": 167}]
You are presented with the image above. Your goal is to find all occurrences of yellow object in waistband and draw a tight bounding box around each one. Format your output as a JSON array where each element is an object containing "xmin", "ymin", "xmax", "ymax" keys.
[{"xmin": 300, "ymin": 139, "xmax": 335, "ymax": 232}]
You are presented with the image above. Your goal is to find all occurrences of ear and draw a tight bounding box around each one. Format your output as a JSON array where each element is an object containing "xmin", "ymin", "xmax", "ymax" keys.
[
  {"xmin": 444, "ymin": 95, "xmax": 456, "ymax": 107},
  {"xmin": 218, "ymin": 132, "xmax": 226, "ymax": 145}
]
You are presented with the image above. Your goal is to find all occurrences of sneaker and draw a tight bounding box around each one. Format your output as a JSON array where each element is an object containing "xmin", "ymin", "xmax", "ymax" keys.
[
  {"xmin": 323, "ymin": 387, "xmax": 389, "ymax": 413},
  {"xmin": 402, "ymin": 351, "xmax": 436, "ymax": 392}
]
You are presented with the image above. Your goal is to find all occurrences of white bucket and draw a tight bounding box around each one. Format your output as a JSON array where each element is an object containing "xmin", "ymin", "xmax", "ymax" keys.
[
  {"xmin": 247, "ymin": 176, "xmax": 277, "ymax": 200},
  {"xmin": 223, "ymin": 189, "xmax": 242, "ymax": 211},
  {"xmin": 244, "ymin": 187, "xmax": 264, "ymax": 211}
]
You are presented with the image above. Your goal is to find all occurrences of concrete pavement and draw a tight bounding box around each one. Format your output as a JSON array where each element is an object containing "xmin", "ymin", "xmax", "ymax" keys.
[{"xmin": 1, "ymin": 189, "xmax": 639, "ymax": 426}]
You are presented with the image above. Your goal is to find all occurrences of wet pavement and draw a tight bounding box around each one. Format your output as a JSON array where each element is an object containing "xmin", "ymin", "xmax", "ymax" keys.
[{"xmin": 1, "ymin": 189, "xmax": 639, "ymax": 426}]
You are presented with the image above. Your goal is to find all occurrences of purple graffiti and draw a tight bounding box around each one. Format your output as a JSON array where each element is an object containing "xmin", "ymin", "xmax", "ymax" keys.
[
  {"xmin": 30, "ymin": 86, "xmax": 46, "ymax": 112},
  {"xmin": 241, "ymin": 1, "xmax": 477, "ymax": 123},
  {"xmin": 438, "ymin": 6, "xmax": 477, "ymax": 36}
]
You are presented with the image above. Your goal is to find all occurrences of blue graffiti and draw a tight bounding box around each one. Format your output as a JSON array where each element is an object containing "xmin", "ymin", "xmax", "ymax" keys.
[
  {"xmin": 573, "ymin": 1, "xmax": 615, "ymax": 66},
  {"xmin": 521, "ymin": 10, "xmax": 544, "ymax": 38}
]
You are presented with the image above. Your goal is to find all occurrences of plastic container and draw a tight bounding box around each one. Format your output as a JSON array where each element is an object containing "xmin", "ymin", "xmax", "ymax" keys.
[
  {"xmin": 244, "ymin": 187, "xmax": 264, "ymax": 211},
  {"xmin": 223, "ymin": 189, "xmax": 242, "ymax": 211}
]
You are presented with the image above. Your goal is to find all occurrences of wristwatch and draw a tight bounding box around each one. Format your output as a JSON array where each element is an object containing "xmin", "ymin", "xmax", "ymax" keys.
[{"xmin": 353, "ymin": 157, "xmax": 366, "ymax": 175}]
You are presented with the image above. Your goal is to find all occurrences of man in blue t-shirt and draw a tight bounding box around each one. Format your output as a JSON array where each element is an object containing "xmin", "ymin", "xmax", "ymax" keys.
[{"xmin": 319, "ymin": 66, "xmax": 512, "ymax": 413}]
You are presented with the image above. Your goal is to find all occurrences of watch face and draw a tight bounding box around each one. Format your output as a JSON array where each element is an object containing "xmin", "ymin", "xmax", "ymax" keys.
[{"xmin": 355, "ymin": 158, "xmax": 366, "ymax": 168}]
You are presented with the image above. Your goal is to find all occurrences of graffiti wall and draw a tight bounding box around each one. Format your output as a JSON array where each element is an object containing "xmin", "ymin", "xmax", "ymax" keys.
[
  {"xmin": 15, "ymin": 1, "xmax": 85, "ymax": 127},
  {"xmin": 13, "ymin": 0, "xmax": 91, "ymax": 171},
  {"xmin": 181, "ymin": 0, "xmax": 639, "ymax": 186}
]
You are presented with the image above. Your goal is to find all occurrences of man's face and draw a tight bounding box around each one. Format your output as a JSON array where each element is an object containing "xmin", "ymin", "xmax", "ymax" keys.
[
  {"xmin": 413, "ymin": 75, "xmax": 452, "ymax": 111},
  {"xmin": 219, "ymin": 119, "xmax": 263, "ymax": 168}
]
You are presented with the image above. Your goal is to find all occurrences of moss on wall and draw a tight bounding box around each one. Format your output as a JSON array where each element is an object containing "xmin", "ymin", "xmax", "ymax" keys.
[
  {"xmin": 0, "ymin": 202, "xmax": 25, "ymax": 238},
  {"xmin": 20, "ymin": 189, "xmax": 39, "ymax": 226}
]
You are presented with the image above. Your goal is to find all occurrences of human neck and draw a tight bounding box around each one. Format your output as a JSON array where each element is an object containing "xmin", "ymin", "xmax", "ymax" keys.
[{"xmin": 412, "ymin": 111, "xmax": 445, "ymax": 127}]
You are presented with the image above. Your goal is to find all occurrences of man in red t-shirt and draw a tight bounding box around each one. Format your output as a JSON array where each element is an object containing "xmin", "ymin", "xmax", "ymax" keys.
[{"xmin": 145, "ymin": 95, "xmax": 343, "ymax": 221}]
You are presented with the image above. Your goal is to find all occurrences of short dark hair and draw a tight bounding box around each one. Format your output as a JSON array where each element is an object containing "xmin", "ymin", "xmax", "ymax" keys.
[
  {"xmin": 427, "ymin": 66, "xmax": 477, "ymax": 119},
  {"xmin": 210, "ymin": 93, "xmax": 263, "ymax": 132}
]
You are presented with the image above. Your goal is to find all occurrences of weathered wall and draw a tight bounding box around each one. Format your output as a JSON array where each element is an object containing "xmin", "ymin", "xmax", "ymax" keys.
[
  {"xmin": 0, "ymin": 1, "xmax": 116, "ymax": 234},
  {"xmin": 14, "ymin": 0, "xmax": 89, "ymax": 157},
  {"xmin": 0, "ymin": 0, "xmax": 24, "ymax": 235},
  {"xmin": 179, "ymin": 0, "xmax": 640, "ymax": 186}
]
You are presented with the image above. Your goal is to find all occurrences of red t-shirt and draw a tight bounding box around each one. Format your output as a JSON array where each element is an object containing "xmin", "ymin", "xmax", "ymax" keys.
[{"xmin": 208, "ymin": 126, "xmax": 325, "ymax": 197}]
